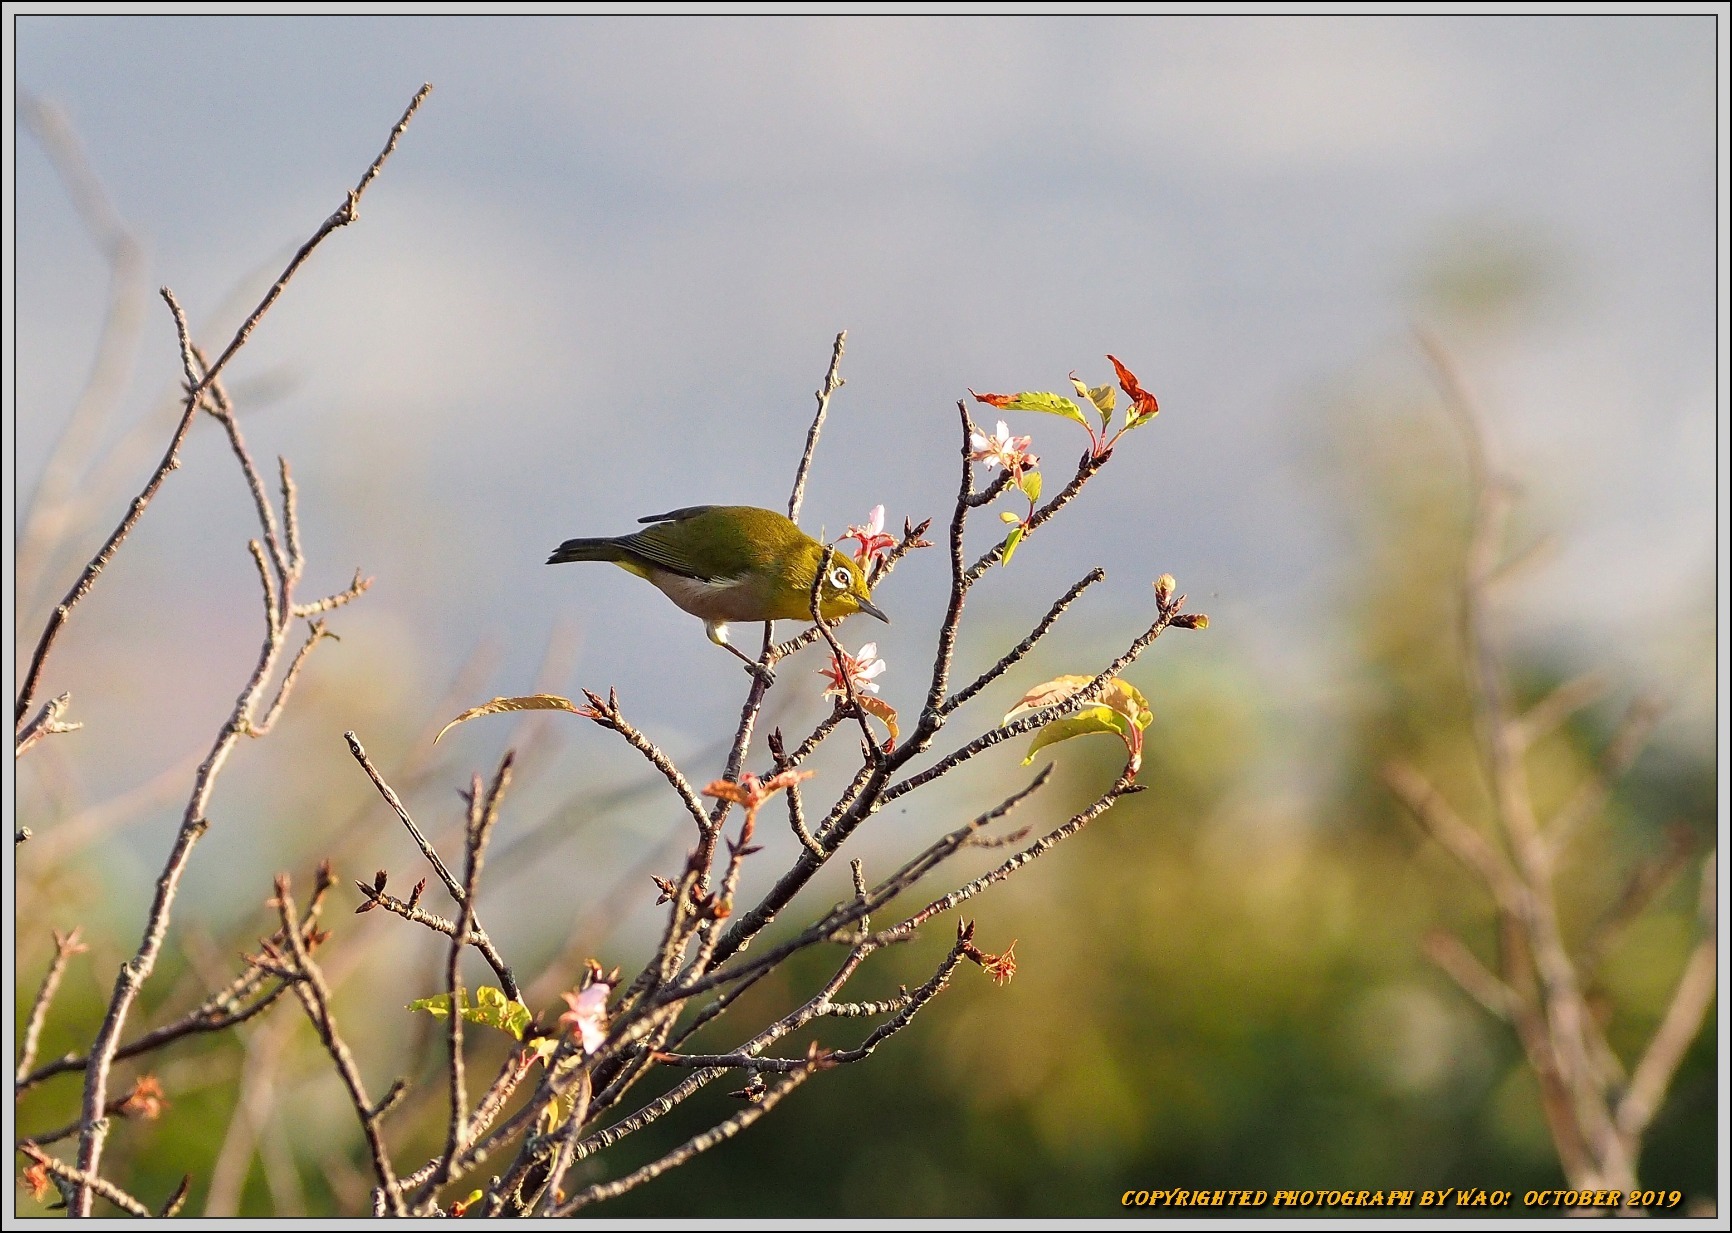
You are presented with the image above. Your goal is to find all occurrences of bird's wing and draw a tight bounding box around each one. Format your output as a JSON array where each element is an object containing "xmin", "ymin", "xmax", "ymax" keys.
[
  {"xmin": 637, "ymin": 505, "xmax": 716, "ymax": 525},
  {"xmin": 622, "ymin": 519, "xmax": 767, "ymax": 584}
]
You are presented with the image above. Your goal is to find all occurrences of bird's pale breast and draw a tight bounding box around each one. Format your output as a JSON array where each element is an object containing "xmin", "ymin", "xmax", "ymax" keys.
[{"xmin": 646, "ymin": 568, "xmax": 767, "ymax": 622}]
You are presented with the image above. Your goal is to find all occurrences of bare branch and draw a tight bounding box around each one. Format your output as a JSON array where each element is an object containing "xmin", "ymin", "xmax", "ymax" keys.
[
  {"xmin": 16, "ymin": 1143, "xmax": 152, "ymax": 1217},
  {"xmin": 1421, "ymin": 929, "xmax": 1516, "ymax": 1020},
  {"xmin": 1615, "ymin": 853, "xmax": 1717, "ymax": 1145},
  {"xmin": 291, "ymin": 569, "xmax": 372, "ymax": 619},
  {"xmin": 788, "ymin": 329, "xmax": 846, "ymax": 524},
  {"xmin": 944, "ymin": 567, "xmax": 1106, "ymax": 714},
  {"xmin": 767, "ymin": 729, "xmax": 825, "ymax": 857},
  {"xmin": 272, "ymin": 874, "xmax": 407, "ymax": 1215},
  {"xmin": 1546, "ymin": 693, "xmax": 1666, "ymax": 854},
  {"xmin": 1384, "ymin": 760, "xmax": 1524, "ymax": 916},
  {"xmin": 579, "ymin": 690, "xmax": 713, "ymax": 834},
  {"xmin": 14, "ymin": 693, "xmax": 81, "ymax": 759},
  {"xmin": 1514, "ymin": 673, "xmax": 1607, "ymax": 749},
  {"xmin": 552, "ymin": 1062, "xmax": 817, "ymax": 1214},
  {"xmin": 248, "ymin": 621, "xmax": 337, "ymax": 737},
  {"xmin": 427, "ymin": 753, "xmax": 514, "ymax": 1198},
  {"xmin": 1578, "ymin": 825, "xmax": 1698, "ymax": 977},
  {"xmin": 16, "ymin": 929, "xmax": 89, "ymax": 1083},
  {"xmin": 882, "ymin": 772, "xmax": 1138, "ymax": 939},
  {"xmin": 344, "ymin": 731, "xmax": 519, "ymax": 1001}
]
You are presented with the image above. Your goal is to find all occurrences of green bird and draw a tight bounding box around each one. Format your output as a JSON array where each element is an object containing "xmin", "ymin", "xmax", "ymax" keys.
[{"xmin": 547, "ymin": 505, "xmax": 888, "ymax": 672}]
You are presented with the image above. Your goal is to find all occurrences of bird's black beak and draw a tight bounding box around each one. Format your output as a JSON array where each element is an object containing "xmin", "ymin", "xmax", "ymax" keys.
[{"xmin": 856, "ymin": 596, "xmax": 890, "ymax": 624}]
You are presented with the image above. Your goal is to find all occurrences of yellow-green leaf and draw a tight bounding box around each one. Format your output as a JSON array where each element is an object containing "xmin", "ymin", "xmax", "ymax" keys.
[
  {"xmin": 1001, "ymin": 525, "xmax": 1025, "ymax": 565},
  {"xmin": 435, "ymin": 694, "xmax": 587, "ymax": 744},
  {"xmin": 1017, "ymin": 469, "xmax": 1042, "ymax": 503},
  {"xmin": 994, "ymin": 391, "xmax": 1090, "ymax": 427},
  {"xmin": 1002, "ymin": 675, "xmax": 1152, "ymax": 772},
  {"xmin": 407, "ymin": 986, "xmax": 533, "ymax": 1040},
  {"xmin": 1088, "ymin": 383, "xmax": 1116, "ymax": 422},
  {"xmin": 1022, "ymin": 705, "xmax": 1132, "ymax": 764}
]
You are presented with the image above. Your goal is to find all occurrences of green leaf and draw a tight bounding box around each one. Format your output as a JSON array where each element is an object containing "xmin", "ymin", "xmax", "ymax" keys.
[
  {"xmin": 1001, "ymin": 525, "xmax": 1025, "ymax": 565},
  {"xmin": 1017, "ymin": 470, "xmax": 1043, "ymax": 503},
  {"xmin": 407, "ymin": 986, "xmax": 534, "ymax": 1040},
  {"xmin": 994, "ymin": 391, "xmax": 1091, "ymax": 428},
  {"xmin": 435, "ymin": 694, "xmax": 588, "ymax": 744}
]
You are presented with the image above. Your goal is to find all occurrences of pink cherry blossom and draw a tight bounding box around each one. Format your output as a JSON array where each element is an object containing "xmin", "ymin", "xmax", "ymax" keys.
[
  {"xmin": 818, "ymin": 642, "xmax": 887, "ymax": 699},
  {"xmin": 841, "ymin": 504, "xmax": 896, "ymax": 562},
  {"xmin": 559, "ymin": 982, "xmax": 611, "ymax": 1054},
  {"xmin": 968, "ymin": 421, "xmax": 1039, "ymax": 477}
]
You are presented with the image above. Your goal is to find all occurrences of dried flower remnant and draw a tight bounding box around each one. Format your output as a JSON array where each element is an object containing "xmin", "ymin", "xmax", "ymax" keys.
[
  {"xmin": 116, "ymin": 1075, "xmax": 167, "ymax": 1120},
  {"xmin": 966, "ymin": 939, "xmax": 1019, "ymax": 986},
  {"xmin": 20, "ymin": 1159, "xmax": 54, "ymax": 1204}
]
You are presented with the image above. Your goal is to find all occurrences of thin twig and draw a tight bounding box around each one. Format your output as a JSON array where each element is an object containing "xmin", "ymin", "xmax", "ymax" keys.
[
  {"xmin": 788, "ymin": 330, "xmax": 846, "ymax": 524},
  {"xmin": 1546, "ymin": 693, "xmax": 1665, "ymax": 854},
  {"xmin": 1384, "ymin": 760, "xmax": 1525, "ymax": 917},
  {"xmin": 248, "ymin": 621, "xmax": 336, "ymax": 737},
  {"xmin": 16, "ymin": 1144, "xmax": 152, "ymax": 1217},
  {"xmin": 18, "ymin": 967, "xmax": 292, "ymax": 1095},
  {"xmin": 883, "ymin": 605, "xmax": 1178, "ymax": 805},
  {"xmin": 1615, "ymin": 853, "xmax": 1717, "ymax": 1144},
  {"xmin": 552, "ymin": 1063, "xmax": 817, "ymax": 1214},
  {"xmin": 427, "ymin": 753, "xmax": 514, "ymax": 1198},
  {"xmin": 1422, "ymin": 929, "xmax": 1516, "ymax": 1020},
  {"xmin": 963, "ymin": 447, "xmax": 1109, "ymax": 583},
  {"xmin": 768, "ymin": 730, "xmax": 825, "ymax": 856},
  {"xmin": 1514, "ymin": 673, "xmax": 1606, "ymax": 749},
  {"xmin": 880, "ymin": 771, "xmax": 1138, "ymax": 939},
  {"xmin": 15, "ymin": 693, "xmax": 82, "ymax": 759},
  {"xmin": 272, "ymin": 873, "xmax": 407, "ymax": 1216},
  {"xmin": 580, "ymin": 690, "xmax": 712, "ymax": 833},
  {"xmin": 344, "ymin": 731, "xmax": 520, "ymax": 1001},
  {"xmin": 944, "ymin": 567, "xmax": 1105, "ymax": 713},
  {"xmin": 16, "ymin": 929, "xmax": 89, "ymax": 1083}
]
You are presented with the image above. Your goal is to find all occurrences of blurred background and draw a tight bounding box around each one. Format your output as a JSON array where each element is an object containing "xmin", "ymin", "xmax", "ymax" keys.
[{"xmin": 10, "ymin": 14, "xmax": 1720, "ymax": 1217}]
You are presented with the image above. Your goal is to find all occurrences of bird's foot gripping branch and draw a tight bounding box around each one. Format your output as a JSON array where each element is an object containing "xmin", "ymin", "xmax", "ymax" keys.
[{"xmin": 346, "ymin": 341, "xmax": 1207, "ymax": 1214}]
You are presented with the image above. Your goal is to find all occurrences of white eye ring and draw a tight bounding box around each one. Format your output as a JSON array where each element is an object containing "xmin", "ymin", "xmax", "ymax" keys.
[{"xmin": 828, "ymin": 565, "xmax": 851, "ymax": 590}]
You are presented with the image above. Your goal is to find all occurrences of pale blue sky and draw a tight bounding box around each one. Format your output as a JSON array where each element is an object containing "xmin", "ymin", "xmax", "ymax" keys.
[{"xmin": 10, "ymin": 16, "xmax": 1720, "ymax": 907}]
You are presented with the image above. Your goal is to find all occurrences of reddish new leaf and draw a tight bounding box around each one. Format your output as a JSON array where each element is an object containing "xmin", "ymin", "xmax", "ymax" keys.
[{"xmin": 1106, "ymin": 354, "xmax": 1159, "ymax": 423}]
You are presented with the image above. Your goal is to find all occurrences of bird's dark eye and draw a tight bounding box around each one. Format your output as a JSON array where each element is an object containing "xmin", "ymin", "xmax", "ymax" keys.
[{"xmin": 828, "ymin": 566, "xmax": 851, "ymax": 590}]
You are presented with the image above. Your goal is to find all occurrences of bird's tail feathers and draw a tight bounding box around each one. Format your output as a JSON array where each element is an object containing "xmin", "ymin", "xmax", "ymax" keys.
[{"xmin": 547, "ymin": 536, "xmax": 626, "ymax": 566}]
